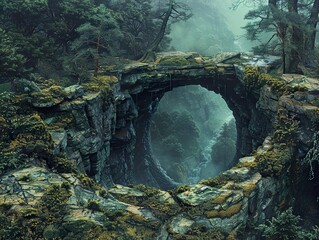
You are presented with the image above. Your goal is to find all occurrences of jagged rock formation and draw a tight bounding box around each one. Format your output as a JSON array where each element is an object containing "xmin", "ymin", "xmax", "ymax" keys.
[{"xmin": 1, "ymin": 52, "xmax": 319, "ymax": 239}]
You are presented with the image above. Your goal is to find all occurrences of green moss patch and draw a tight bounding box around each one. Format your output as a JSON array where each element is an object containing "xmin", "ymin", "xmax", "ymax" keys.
[
  {"xmin": 243, "ymin": 66, "xmax": 306, "ymax": 96},
  {"xmin": 157, "ymin": 56, "xmax": 194, "ymax": 66},
  {"xmin": 30, "ymin": 85, "xmax": 66, "ymax": 107},
  {"xmin": 169, "ymin": 224, "xmax": 228, "ymax": 240},
  {"xmin": 0, "ymin": 183, "xmax": 71, "ymax": 240},
  {"xmin": 115, "ymin": 184, "xmax": 181, "ymax": 220},
  {"xmin": 273, "ymin": 109, "xmax": 300, "ymax": 146},
  {"xmin": 253, "ymin": 148, "xmax": 292, "ymax": 177},
  {"xmin": 82, "ymin": 75, "xmax": 117, "ymax": 101},
  {"xmin": 0, "ymin": 91, "xmax": 75, "ymax": 175}
]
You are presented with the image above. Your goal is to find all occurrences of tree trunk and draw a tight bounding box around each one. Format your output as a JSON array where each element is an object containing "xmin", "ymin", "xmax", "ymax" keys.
[
  {"xmin": 282, "ymin": 41, "xmax": 286, "ymax": 73},
  {"xmin": 305, "ymin": 0, "xmax": 319, "ymax": 51},
  {"xmin": 139, "ymin": 0, "xmax": 174, "ymax": 62},
  {"xmin": 286, "ymin": 0, "xmax": 303, "ymax": 73},
  {"xmin": 269, "ymin": 0, "xmax": 289, "ymax": 73},
  {"xmin": 94, "ymin": 33, "xmax": 100, "ymax": 77},
  {"xmin": 299, "ymin": 0, "xmax": 319, "ymax": 67}
]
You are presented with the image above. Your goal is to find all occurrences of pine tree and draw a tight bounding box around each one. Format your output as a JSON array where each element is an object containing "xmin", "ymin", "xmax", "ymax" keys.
[
  {"xmin": 70, "ymin": 4, "xmax": 117, "ymax": 77},
  {"xmin": 0, "ymin": 29, "xmax": 26, "ymax": 82}
]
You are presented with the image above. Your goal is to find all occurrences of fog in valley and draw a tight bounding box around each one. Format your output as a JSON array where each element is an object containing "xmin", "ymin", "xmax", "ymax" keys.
[
  {"xmin": 150, "ymin": 0, "xmax": 254, "ymax": 184},
  {"xmin": 151, "ymin": 86, "xmax": 236, "ymax": 184}
]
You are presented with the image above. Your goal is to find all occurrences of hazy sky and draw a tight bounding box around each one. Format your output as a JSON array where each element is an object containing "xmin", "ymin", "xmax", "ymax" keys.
[{"xmin": 214, "ymin": 0, "xmax": 251, "ymax": 36}]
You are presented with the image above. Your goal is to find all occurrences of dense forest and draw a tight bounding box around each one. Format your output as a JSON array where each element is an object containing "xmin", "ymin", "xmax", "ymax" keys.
[{"xmin": 0, "ymin": 0, "xmax": 191, "ymax": 84}]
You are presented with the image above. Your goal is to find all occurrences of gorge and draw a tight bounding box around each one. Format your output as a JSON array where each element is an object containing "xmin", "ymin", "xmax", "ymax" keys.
[{"xmin": 1, "ymin": 51, "xmax": 319, "ymax": 239}]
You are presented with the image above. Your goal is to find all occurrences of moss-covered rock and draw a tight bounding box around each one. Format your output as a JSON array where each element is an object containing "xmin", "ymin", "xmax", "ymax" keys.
[
  {"xmin": 243, "ymin": 66, "xmax": 295, "ymax": 96},
  {"xmin": 0, "ymin": 180, "xmax": 71, "ymax": 240},
  {"xmin": 205, "ymin": 202, "xmax": 243, "ymax": 218},
  {"xmin": 82, "ymin": 75, "xmax": 117, "ymax": 101},
  {"xmin": 0, "ymin": 111, "xmax": 54, "ymax": 174},
  {"xmin": 157, "ymin": 56, "xmax": 192, "ymax": 66},
  {"xmin": 253, "ymin": 148, "xmax": 292, "ymax": 177},
  {"xmin": 113, "ymin": 184, "xmax": 181, "ymax": 220},
  {"xmin": 30, "ymin": 85, "xmax": 66, "ymax": 108},
  {"xmin": 1, "ymin": 51, "xmax": 319, "ymax": 239}
]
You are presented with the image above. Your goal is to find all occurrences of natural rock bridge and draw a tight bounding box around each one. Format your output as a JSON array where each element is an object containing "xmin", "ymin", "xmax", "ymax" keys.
[
  {"xmin": 110, "ymin": 52, "xmax": 280, "ymax": 190},
  {"xmin": 1, "ymin": 52, "xmax": 318, "ymax": 239}
]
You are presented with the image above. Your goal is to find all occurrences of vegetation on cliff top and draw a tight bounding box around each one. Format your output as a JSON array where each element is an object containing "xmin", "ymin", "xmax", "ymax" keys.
[
  {"xmin": 0, "ymin": 0, "xmax": 190, "ymax": 83},
  {"xmin": 243, "ymin": 65, "xmax": 308, "ymax": 96}
]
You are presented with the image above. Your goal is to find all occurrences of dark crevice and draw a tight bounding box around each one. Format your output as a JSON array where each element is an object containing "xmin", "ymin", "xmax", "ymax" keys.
[{"xmin": 89, "ymin": 153, "xmax": 98, "ymax": 176}]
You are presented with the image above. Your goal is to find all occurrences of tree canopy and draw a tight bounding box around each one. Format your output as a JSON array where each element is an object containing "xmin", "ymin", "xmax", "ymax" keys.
[{"xmin": 0, "ymin": 0, "xmax": 190, "ymax": 83}]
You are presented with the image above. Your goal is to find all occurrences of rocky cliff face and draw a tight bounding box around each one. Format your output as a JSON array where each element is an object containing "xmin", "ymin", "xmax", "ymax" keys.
[{"xmin": 0, "ymin": 52, "xmax": 319, "ymax": 239}]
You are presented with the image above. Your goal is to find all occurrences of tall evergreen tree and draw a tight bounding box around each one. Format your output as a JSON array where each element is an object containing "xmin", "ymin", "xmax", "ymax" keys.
[{"xmin": 69, "ymin": 4, "xmax": 117, "ymax": 77}]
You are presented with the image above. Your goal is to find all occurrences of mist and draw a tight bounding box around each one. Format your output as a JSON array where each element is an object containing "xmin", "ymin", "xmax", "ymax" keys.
[
  {"xmin": 150, "ymin": 86, "xmax": 237, "ymax": 184},
  {"xmin": 169, "ymin": 0, "xmax": 258, "ymax": 54},
  {"xmin": 150, "ymin": 0, "xmax": 256, "ymax": 184}
]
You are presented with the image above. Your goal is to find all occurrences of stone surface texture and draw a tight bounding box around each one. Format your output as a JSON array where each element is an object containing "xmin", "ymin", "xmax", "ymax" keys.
[{"xmin": 1, "ymin": 51, "xmax": 319, "ymax": 239}]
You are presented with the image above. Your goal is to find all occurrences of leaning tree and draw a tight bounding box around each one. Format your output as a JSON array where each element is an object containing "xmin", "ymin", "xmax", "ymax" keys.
[{"xmin": 140, "ymin": 0, "xmax": 192, "ymax": 62}]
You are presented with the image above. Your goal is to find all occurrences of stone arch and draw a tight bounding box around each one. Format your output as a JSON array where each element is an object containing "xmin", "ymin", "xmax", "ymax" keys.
[{"xmin": 129, "ymin": 71, "xmax": 272, "ymax": 189}]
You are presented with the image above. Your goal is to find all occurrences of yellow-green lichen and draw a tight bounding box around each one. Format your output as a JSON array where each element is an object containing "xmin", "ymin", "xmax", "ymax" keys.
[
  {"xmin": 273, "ymin": 109, "xmax": 300, "ymax": 146},
  {"xmin": 133, "ymin": 185, "xmax": 181, "ymax": 219},
  {"xmin": 0, "ymin": 182, "xmax": 71, "ymax": 240},
  {"xmin": 83, "ymin": 76, "xmax": 117, "ymax": 93},
  {"xmin": 240, "ymin": 182, "xmax": 257, "ymax": 197},
  {"xmin": 30, "ymin": 85, "xmax": 66, "ymax": 106},
  {"xmin": 243, "ymin": 66, "xmax": 291, "ymax": 96},
  {"xmin": 45, "ymin": 112, "xmax": 75, "ymax": 130},
  {"xmin": 169, "ymin": 224, "xmax": 228, "ymax": 240},
  {"xmin": 48, "ymin": 154, "xmax": 76, "ymax": 173},
  {"xmin": 199, "ymin": 173, "xmax": 247, "ymax": 189},
  {"xmin": 199, "ymin": 175, "xmax": 230, "ymax": 188},
  {"xmin": 205, "ymin": 202, "xmax": 243, "ymax": 219},
  {"xmin": 253, "ymin": 148, "xmax": 292, "ymax": 177},
  {"xmin": 77, "ymin": 173, "xmax": 108, "ymax": 197},
  {"xmin": 211, "ymin": 191, "xmax": 233, "ymax": 204}
]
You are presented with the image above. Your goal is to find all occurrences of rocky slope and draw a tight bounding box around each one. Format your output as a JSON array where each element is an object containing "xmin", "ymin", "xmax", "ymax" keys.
[{"xmin": 0, "ymin": 52, "xmax": 319, "ymax": 239}]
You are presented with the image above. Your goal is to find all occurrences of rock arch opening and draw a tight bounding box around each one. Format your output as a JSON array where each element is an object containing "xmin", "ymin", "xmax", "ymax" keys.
[
  {"xmin": 150, "ymin": 85, "xmax": 237, "ymax": 185},
  {"xmin": 114, "ymin": 53, "xmax": 276, "ymax": 190}
]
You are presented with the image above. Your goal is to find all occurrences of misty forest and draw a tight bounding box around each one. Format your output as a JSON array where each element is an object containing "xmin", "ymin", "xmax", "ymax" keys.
[{"xmin": 1, "ymin": 0, "xmax": 319, "ymax": 239}]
